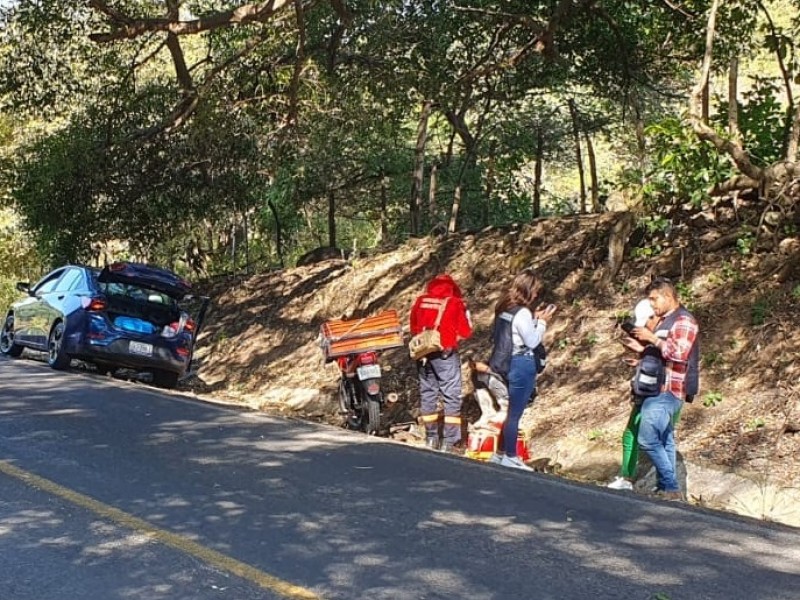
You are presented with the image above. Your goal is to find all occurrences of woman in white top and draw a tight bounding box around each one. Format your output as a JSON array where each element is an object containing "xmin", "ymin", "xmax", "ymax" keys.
[{"xmin": 488, "ymin": 269, "xmax": 556, "ymax": 471}]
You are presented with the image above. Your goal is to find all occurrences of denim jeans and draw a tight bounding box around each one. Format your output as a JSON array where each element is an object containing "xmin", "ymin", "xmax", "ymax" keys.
[
  {"xmin": 637, "ymin": 391, "xmax": 683, "ymax": 492},
  {"xmin": 503, "ymin": 354, "xmax": 536, "ymax": 457}
]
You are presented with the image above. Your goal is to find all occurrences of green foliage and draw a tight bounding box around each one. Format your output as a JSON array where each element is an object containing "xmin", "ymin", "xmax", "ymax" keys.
[
  {"xmin": 791, "ymin": 285, "xmax": 800, "ymax": 301},
  {"xmin": 630, "ymin": 244, "xmax": 663, "ymax": 259},
  {"xmin": 0, "ymin": 279, "xmax": 25, "ymax": 312},
  {"xmin": 641, "ymin": 117, "xmax": 733, "ymax": 208},
  {"xmin": 718, "ymin": 78, "xmax": 787, "ymax": 168},
  {"xmin": 641, "ymin": 214, "xmax": 670, "ymax": 235},
  {"xmin": 587, "ymin": 429, "xmax": 607, "ymax": 442},
  {"xmin": 745, "ymin": 417, "xmax": 766, "ymax": 431},
  {"xmin": 736, "ymin": 231, "xmax": 756, "ymax": 256},
  {"xmin": 12, "ymin": 121, "xmax": 108, "ymax": 264},
  {"xmin": 640, "ymin": 75, "xmax": 790, "ymax": 208},
  {"xmin": 703, "ymin": 391, "xmax": 724, "ymax": 408},
  {"xmin": 721, "ymin": 261, "xmax": 742, "ymax": 284}
]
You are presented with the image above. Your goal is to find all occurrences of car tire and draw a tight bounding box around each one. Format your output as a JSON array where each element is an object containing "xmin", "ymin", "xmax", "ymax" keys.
[
  {"xmin": 152, "ymin": 369, "xmax": 179, "ymax": 389},
  {"xmin": 47, "ymin": 321, "xmax": 71, "ymax": 370},
  {"xmin": 0, "ymin": 314, "xmax": 24, "ymax": 357}
]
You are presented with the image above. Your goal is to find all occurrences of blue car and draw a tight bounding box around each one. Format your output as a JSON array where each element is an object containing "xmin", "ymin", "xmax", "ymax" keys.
[{"xmin": 0, "ymin": 262, "xmax": 209, "ymax": 388}]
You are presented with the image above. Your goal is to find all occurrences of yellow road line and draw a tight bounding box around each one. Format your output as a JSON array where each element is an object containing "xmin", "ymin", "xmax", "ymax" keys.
[{"xmin": 0, "ymin": 460, "xmax": 319, "ymax": 600}]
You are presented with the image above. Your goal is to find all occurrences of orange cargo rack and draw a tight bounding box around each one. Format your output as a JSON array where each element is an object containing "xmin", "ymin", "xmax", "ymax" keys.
[{"xmin": 320, "ymin": 309, "xmax": 405, "ymax": 359}]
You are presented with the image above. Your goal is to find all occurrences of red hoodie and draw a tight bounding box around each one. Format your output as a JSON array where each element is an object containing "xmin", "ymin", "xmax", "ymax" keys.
[{"xmin": 410, "ymin": 274, "xmax": 473, "ymax": 350}]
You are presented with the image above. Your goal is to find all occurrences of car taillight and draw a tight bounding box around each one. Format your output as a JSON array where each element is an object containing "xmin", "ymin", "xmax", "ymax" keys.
[
  {"xmin": 184, "ymin": 318, "xmax": 196, "ymax": 333},
  {"xmin": 81, "ymin": 297, "xmax": 108, "ymax": 311}
]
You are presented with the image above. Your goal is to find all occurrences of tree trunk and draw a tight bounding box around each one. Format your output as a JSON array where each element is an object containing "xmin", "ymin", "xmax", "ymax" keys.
[
  {"xmin": 689, "ymin": 0, "xmax": 763, "ymax": 193},
  {"xmin": 533, "ymin": 126, "xmax": 543, "ymax": 218},
  {"xmin": 568, "ymin": 99, "xmax": 587, "ymax": 214},
  {"xmin": 428, "ymin": 162, "xmax": 438, "ymax": 223},
  {"xmin": 728, "ymin": 56, "xmax": 740, "ymax": 141},
  {"xmin": 267, "ymin": 197, "xmax": 284, "ymax": 268},
  {"xmin": 449, "ymin": 185, "xmax": 461, "ymax": 234},
  {"xmin": 584, "ymin": 131, "xmax": 599, "ymax": 213},
  {"xmin": 327, "ymin": 188, "xmax": 336, "ymax": 248},
  {"xmin": 243, "ymin": 210, "xmax": 250, "ymax": 274},
  {"xmin": 380, "ymin": 173, "xmax": 388, "ymax": 243},
  {"xmin": 410, "ymin": 100, "xmax": 432, "ymax": 236},
  {"xmin": 483, "ymin": 152, "xmax": 495, "ymax": 227},
  {"xmin": 633, "ymin": 95, "xmax": 647, "ymax": 180}
]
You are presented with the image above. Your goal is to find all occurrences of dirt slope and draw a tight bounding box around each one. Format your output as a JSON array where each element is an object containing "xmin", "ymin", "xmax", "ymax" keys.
[{"xmin": 185, "ymin": 208, "xmax": 800, "ymax": 526}]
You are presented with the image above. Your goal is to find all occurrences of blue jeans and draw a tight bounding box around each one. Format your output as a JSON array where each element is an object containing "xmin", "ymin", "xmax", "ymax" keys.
[
  {"xmin": 503, "ymin": 354, "xmax": 536, "ymax": 457},
  {"xmin": 637, "ymin": 391, "xmax": 683, "ymax": 492}
]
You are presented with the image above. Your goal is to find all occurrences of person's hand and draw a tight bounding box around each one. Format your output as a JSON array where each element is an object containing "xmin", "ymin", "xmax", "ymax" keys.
[
  {"xmin": 619, "ymin": 335, "xmax": 645, "ymax": 354},
  {"xmin": 535, "ymin": 303, "xmax": 557, "ymax": 321},
  {"xmin": 631, "ymin": 326, "xmax": 657, "ymax": 345},
  {"xmin": 622, "ymin": 357, "xmax": 638, "ymax": 367}
]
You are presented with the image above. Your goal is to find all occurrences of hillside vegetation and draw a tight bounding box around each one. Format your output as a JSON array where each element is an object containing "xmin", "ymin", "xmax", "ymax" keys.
[{"xmin": 185, "ymin": 207, "xmax": 800, "ymax": 527}]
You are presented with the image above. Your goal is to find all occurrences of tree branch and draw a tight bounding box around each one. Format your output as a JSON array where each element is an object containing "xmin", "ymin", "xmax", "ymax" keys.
[
  {"xmin": 89, "ymin": 0, "xmax": 302, "ymax": 42},
  {"xmin": 688, "ymin": 0, "xmax": 762, "ymax": 182}
]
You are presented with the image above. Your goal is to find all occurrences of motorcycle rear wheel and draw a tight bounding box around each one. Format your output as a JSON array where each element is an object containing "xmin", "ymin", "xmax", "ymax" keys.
[{"xmin": 365, "ymin": 397, "xmax": 382, "ymax": 436}]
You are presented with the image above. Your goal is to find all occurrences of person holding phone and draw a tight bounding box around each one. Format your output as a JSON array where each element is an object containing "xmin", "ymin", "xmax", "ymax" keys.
[
  {"xmin": 607, "ymin": 298, "xmax": 661, "ymax": 490},
  {"xmin": 486, "ymin": 268, "xmax": 556, "ymax": 471}
]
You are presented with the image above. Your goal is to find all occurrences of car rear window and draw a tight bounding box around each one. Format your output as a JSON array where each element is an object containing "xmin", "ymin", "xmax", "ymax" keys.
[{"xmin": 99, "ymin": 282, "xmax": 176, "ymax": 307}]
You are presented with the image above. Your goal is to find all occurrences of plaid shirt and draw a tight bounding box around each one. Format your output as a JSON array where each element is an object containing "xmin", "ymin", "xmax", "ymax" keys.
[{"xmin": 656, "ymin": 309, "xmax": 699, "ymax": 400}]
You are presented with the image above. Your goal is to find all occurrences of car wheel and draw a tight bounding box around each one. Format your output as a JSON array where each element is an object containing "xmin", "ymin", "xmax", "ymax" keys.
[
  {"xmin": 0, "ymin": 314, "xmax": 24, "ymax": 357},
  {"xmin": 152, "ymin": 369, "xmax": 179, "ymax": 389},
  {"xmin": 47, "ymin": 321, "xmax": 71, "ymax": 370}
]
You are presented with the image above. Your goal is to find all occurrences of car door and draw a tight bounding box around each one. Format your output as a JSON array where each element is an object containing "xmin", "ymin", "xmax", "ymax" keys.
[
  {"xmin": 20, "ymin": 269, "xmax": 66, "ymax": 348},
  {"xmin": 48, "ymin": 268, "xmax": 85, "ymax": 337}
]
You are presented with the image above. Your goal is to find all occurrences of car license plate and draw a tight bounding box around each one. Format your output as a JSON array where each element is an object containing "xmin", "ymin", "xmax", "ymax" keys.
[
  {"xmin": 129, "ymin": 341, "xmax": 153, "ymax": 356},
  {"xmin": 357, "ymin": 364, "xmax": 381, "ymax": 380}
]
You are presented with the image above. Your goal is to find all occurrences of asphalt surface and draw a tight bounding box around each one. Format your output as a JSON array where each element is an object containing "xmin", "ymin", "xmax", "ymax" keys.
[{"xmin": 1, "ymin": 356, "xmax": 799, "ymax": 600}]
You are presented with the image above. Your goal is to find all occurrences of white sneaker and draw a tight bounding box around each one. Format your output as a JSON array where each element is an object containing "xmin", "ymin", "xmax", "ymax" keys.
[
  {"xmin": 488, "ymin": 453, "xmax": 504, "ymax": 465},
  {"xmin": 500, "ymin": 455, "xmax": 534, "ymax": 472},
  {"xmin": 607, "ymin": 476, "xmax": 633, "ymax": 491}
]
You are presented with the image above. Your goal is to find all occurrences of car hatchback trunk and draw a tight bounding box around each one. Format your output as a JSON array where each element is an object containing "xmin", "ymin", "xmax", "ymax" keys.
[{"xmin": 99, "ymin": 285, "xmax": 180, "ymax": 334}]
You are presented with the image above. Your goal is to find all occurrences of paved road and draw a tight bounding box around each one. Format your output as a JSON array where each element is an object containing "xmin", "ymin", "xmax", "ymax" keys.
[{"xmin": 1, "ymin": 357, "xmax": 799, "ymax": 600}]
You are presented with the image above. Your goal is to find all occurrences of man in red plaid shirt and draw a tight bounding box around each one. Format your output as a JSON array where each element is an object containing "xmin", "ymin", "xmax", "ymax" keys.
[{"xmin": 630, "ymin": 277, "xmax": 699, "ymax": 500}]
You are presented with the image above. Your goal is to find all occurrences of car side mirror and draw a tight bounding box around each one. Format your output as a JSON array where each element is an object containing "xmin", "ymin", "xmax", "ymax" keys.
[{"xmin": 16, "ymin": 282, "xmax": 30, "ymax": 294}]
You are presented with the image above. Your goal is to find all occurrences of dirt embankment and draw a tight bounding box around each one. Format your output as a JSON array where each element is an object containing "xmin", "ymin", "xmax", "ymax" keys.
[{"xmin": 186, "ymin": 207, "xmax": 800, "ymax": 527}]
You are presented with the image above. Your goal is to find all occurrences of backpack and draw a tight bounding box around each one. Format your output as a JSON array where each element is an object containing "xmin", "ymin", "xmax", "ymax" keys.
[
  {"xmin": 488, "ymin": 307, "xmax": 547, "ymax": 379},
  {"xmin": 632, "ymin": 345, "xmax": 664, "ymax": 398}
]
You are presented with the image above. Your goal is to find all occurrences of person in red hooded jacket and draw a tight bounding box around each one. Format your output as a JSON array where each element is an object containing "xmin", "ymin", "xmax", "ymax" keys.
[{"xmin": 409, "ymin": 274, "xmax": 473, "ymax": 452}]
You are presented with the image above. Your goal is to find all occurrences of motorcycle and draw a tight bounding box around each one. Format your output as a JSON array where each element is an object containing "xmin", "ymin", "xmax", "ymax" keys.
[
  {"xmin": 320, "ymin": 309, "xmax": 404, "ymax": 436},
  {"xmin": 335, "ymin": 350, "xmax": 397, "ymax": 435}
]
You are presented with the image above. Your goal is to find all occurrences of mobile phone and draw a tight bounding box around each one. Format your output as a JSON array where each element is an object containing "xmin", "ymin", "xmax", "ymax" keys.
[{"xmin": 620, "ymin": 321, "xmax": 635, "ymax": 335}]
